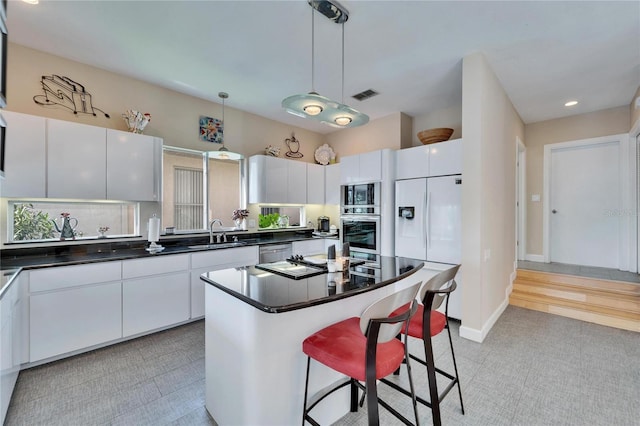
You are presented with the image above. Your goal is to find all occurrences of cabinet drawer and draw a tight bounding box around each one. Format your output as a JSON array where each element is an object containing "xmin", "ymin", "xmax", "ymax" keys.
[
  {"xmin": 30, "ymin": 262, "xmax": 121, "ymax": 293},
  {"xmin": 191, "ymin": 246, "xmax": 258, "ymax": 269},
  {"xmin": 122, "ymin": 254, "xmax": 189, "ymax": 279}
]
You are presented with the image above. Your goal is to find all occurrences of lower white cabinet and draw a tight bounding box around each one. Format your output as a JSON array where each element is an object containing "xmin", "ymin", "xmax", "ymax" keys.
[
  {"xmin": 123, "ymin": 272, "xmax": 190, "ymax": 337},
  {"xmin": 122, "ymin": 254, "xmax": 190, "ymax": 337},
  {"xmin": 190, "ymin": 246, "xmax": 259, "ymax": 318},
  {"xmin": 30, "ymin": 282, "xmax": 122, "ymax": 362},
  {"xmin": 1, "ymin": 271, "xmax": 23, "ymax": 425}
]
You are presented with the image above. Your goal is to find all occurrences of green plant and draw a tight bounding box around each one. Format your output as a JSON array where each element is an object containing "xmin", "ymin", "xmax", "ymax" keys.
[
  {"xmin": 13, "ymin": 204, "xmax": 55, "ymax": 241},
  {"xmin": 258, "ymin": 213, "xmax": 280, "ymax": 229}
]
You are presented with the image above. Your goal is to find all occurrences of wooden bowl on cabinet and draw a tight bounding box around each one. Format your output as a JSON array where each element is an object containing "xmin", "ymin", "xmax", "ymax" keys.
[{"xmin": 417, "ymin": 128, "xmax": 454, "ymax": 145}]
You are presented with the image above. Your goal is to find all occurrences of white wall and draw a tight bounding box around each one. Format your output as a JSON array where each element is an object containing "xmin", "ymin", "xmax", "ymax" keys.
[{"xmin": 460, "ymin": 52, "xmax": 524, "ymax": 342}]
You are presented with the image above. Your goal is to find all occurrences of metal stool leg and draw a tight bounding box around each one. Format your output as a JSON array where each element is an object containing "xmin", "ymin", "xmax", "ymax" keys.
[
  {"xmin": 446, "ymin": 323, "xmax": 464, "ymax": 414},
  {"xmin": 423, "ymin": 335, "xmax": 441, "ymax": 426}
]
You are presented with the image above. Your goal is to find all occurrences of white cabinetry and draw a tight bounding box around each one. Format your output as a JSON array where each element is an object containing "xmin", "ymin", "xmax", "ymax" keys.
[
  {"xmin": 306, "ymin": 163, "xmax": 325, "ymax": 204},
  {"xmin": 122, "ymin": 254, "xmax": 190, "ymax": 337},
  {"xmin": 29, "ymin": 263, "xmax": 122, "ymax": 362},
  {"xmin": 47, "ymin": 118, "xmax": 107, "ymax": 199},
  {"xmin": 106, "ymin": 129, "xmax": 162, "ymax": 201},
  {"xmin": 249, "ymin": 155, "xmax": 308, "ymax": 204},
  {"xmin": 395, "ymin": 145, "xmax": 429, "ymax": 180},
  {"xmin": 396, "ymin": 139, "xmax": 462, "ymax": 180},
  {"xmin": 190, "ymin": 246, "xmax": 259, "ymax": 318},
  {"xmin": 324, "ymin": 163, "xmax": 341, "ymax": 205},
  {"xmin": 292, "ymin": 239, "xmax": 325, "ymax": 256},
  {"xmin": 0, "ymin": 271, "xmax": 23, "ymax": 425},
  {"xmin": 340, "ymin": 150, "xmax": 382, "ymax": 184},
  {"xmin": 428, "ymin": 138, "xmax": 462, "ymax": 176},
  {"xmin": 0, "ymin": 111, "xmax": 46, "ymax": 198}
]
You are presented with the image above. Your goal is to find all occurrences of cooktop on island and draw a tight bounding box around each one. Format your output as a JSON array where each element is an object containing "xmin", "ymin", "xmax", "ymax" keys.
[{"xmin": 255, "ymin": 260, "xmax": 326, "ymax": 280}]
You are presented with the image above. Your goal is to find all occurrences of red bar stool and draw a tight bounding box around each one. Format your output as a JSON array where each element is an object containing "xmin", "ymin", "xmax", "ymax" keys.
[
  {"xmin": 302, "ymin": 282, "xmax": 423, "ymax": 425},
  {"xmin": 385, "ymin": 265, "xmax": 464, "ymax": 426}
]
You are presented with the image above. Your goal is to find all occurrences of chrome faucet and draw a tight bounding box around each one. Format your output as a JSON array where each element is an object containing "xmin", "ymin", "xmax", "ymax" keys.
[{"xmin": 209, "ymin": 219, "xmax": 224, "ymax": 244}]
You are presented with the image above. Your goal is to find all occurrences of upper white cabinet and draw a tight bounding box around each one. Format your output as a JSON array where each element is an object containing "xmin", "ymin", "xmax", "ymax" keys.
[
  {"xmin": 47, "ymin": 118, "xmax": 107, "ymax": 199},
  {"xmin": 396, "ymin": 139, "xmax": 462, "ymax": 180},
  {"xmin": 0, "ymin": 111, "xmax": 47, "ymax": 198},
  {"xmin": 249, "ymin": 155, "xmax": 308, "ymax": 204},
  {"xmin": 340, "ymin": 150, "xmax": 382, "ymax": 184},
  {"xmin": 306, "ymin": 163, "xmax": 325, "ymax": 204},
  {"xmin": 2, "ymin": 112, "xmax": 162, "ymax": 201},
  {"xmin": 106, "ymin": 129, "xmax": 162, "ymax": 201},
  {"xmin": 395, "ymin": 145, "xmax": 429, "ymax": 180},
  {"xmin": 324, "ymin": 163, "xmax": 340, "ymax": 205},
  {"xmin": 428, "ymin": 138, "xmax": 462, "ymax": 176}
]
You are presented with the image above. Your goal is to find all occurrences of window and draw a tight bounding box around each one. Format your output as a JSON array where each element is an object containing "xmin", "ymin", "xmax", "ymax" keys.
[
  {"xmin": 163, "ymin": 146, "xmax": 242, "ymax": 231},
  {"xmin": 9, "ymin": 201, "xmax": 137, "ymax": 242}
]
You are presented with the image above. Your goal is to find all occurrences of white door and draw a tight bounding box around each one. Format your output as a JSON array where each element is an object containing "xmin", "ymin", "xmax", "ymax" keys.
[{"xmin": 549, "ymin": 141, "xmax": 620, "ymax": 268}]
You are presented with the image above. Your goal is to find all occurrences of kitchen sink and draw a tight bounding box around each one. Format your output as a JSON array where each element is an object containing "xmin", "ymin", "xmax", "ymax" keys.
[{"xmin": 188, "ymin": 241, "xmax": 248, "ymax": 250}]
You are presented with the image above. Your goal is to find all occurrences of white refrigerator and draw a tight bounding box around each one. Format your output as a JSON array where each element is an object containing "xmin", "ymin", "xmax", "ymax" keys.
[{"xmin": 395, "ymin": 175, "xmax": 463, "ymax": 319}]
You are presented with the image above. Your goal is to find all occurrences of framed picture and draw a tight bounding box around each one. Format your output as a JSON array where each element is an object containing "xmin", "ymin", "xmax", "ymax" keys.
[{"xmin": 199, "ymin": 115, "xmax": 223, "ymax": 144}]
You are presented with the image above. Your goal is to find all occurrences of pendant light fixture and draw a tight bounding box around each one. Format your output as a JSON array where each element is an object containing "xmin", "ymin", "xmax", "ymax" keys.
[
  {"xmin": 207, "ymin": 91, "xmax": 243, "ymax": 160},
  {"xmin": 281, "ymin": 0, "xmax": 369, "ymax": 129}
]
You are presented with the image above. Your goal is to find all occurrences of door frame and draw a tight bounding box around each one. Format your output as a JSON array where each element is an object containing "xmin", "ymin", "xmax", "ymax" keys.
[
  {"xmin": 516, "ymin": 137, "xmax": 526, "ymax": 261},
  {"xmin": 631, "ymin": 117, "xmax": 640, "ymax": 273},
  {"xmin": 542, "ymin": 133, "xmax": 630, "ymax": 267}
]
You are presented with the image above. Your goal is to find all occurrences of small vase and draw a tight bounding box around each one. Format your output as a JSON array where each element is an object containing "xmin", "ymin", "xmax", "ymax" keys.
[
  {"xmin": 234, "ymin": 218, "xmax": 246, "ymax": 230},
  {"xmin": 97, "ymin": 229, "xmax": 107, "ymax": 238}
]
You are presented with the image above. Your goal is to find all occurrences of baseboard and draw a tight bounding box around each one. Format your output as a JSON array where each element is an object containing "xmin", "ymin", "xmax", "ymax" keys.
[
  {"xmin": 459, "ymin": 296, "xmax": 510, "ymax": 343},
  {"xmin": 525, "ymin": 254, "xmax": 544, "ymax": 262}
]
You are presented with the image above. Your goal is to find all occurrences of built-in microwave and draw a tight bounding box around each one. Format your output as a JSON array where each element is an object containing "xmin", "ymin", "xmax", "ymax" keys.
[
  {"xmin": 340, "ymin": 215, "xmax": 381, "ymax": 255},
  {"xmin": 341, "ymin": 182, "xmax": 380, "ymax": 215}
]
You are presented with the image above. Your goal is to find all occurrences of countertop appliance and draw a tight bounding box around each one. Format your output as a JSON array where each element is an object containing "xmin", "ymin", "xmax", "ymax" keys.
[
  {"xmin": 395, "ymin": 175, "xmax": 462, "ymax": 319},
  {"xmin": 317, "ymin": 216, "xmax": 330, "ymax": 233}
]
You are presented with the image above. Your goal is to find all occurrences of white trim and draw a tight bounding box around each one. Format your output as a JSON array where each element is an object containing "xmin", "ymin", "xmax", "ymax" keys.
[
  {"xmin": 630, "ymin": 120, "xmax": 640, "ymax": 273},
  {"xmin": 525, "ymin": 254, "xmax": 545, "ymax": 262},
  {"xmin": 459, "ymin": 297, "xmax": 509, "ymax": 343},
  {"xmin": 543, "ymin": 134, "xmax": 630, "ymax": 267}
]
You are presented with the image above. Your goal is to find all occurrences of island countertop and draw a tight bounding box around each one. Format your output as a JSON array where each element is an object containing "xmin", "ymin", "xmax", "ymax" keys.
[{"xmin": 200, "ymin": 255, "xmax": 424, "ymax": 313}]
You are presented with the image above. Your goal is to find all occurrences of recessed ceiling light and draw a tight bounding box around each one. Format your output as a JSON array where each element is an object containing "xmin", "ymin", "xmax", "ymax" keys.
[
  {"xmin": 564, "ymin": 100, "xmax": 578, "ymax": 107},
  {"xmin": 22, "ymin": 0, "xmax": 40, "ymax": 4}
]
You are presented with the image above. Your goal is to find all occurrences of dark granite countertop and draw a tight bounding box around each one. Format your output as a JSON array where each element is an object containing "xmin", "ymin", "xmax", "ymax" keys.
[
  {"xmin": 200, "ymin": 256, "xmax": 424, "ymax": 313},
  {"xmin": 0, "ymin": 229, "xmax": 330, "ymax": 270}
]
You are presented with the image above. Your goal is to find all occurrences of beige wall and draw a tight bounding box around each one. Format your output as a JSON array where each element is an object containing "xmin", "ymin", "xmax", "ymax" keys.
[
  {"xmin": 461, "ymin": 53, "xmax": 524, "ymax": 340},
  {"xmin": 523, "ymin": 106, "xmax": 631, "ymax": 255},
  {"xmin": 7, "ymin": 43, "xmax": 326, "ymax": 161},
  {"xmin": 324, "ymin": 112, "xmax": 412, "ymax": 158},
  {"xmin": 412, "ymin": 104, "xmax": 463, "ymax": 147}
]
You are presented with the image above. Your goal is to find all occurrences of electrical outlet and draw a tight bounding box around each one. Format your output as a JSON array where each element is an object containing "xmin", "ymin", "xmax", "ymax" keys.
[
  {"xmin": 248, "ymin": 219, "xmax": 256, "ymax": 228},
  {"xmin": 531, "ymin": 194, "xmax": 540, "ymax": 202},
  {"xmin": 484, "ymin": 249, "xmax": 491, "ymax": 262}
]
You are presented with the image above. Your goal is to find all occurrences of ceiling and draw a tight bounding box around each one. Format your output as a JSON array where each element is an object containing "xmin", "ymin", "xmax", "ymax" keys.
[{"xmin": 7, "ymin": 1, "xmax": 640, "ymax": 134}]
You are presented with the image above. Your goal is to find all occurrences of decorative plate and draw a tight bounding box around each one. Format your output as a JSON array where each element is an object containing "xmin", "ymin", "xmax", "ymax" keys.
[{"xmin": 314, "ymin": 144, "xmax": 335, "ymax": 165}]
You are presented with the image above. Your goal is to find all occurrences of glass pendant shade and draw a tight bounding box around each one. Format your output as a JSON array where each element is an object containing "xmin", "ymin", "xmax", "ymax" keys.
[{"xmin": 282, "ymin": 92, "xmax": 369, "ymax": 128}]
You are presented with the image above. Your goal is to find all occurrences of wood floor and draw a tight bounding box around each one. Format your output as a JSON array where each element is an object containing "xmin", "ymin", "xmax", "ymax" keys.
[{"xmin": 510, "ymin": 268, "xmax": 640, "ymax": 332}]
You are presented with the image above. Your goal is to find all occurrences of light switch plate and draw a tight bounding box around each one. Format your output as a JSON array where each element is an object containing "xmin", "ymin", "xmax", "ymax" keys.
[{"xmin": 531, "ymin": 194, "xmax": 541, "ymax": 202}]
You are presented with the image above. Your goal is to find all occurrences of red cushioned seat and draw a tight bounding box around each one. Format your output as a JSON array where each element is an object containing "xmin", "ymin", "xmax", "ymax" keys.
[
  {"xmin": 391, "ymin": 303, "xmax": 447, "ymax": 338},
  {"xmin": 303, "ymin": 317, "xmax": 406, "ymax": 382}
]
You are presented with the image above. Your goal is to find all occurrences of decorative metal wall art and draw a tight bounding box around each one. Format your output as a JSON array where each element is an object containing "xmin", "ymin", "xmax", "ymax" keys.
[
  {"xmin": 285, "ymin": 133, "xmax": 303, "ymax": 158},
  {"xmin": 199, "ymin": 115, "xmax": 223, "ymax": 143},
  {"xmin": 33, "ymin": 75, "xmax": 110, "ymax": 118}
]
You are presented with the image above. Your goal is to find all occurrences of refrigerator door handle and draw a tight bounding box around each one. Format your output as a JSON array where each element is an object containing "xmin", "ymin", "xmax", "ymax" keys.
[
  {"xmin": 426, "ymin": 190, "xmax": 431, "ymax": 249},
  {"xmin": 422, "ymin": 191, "xmax": 427, "ymax": 249}
]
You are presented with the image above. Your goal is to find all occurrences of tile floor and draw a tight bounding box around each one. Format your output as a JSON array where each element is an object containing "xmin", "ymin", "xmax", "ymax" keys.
[
  {"xmin": 6, "ymin": 306, "xmax": 640, "ymax": 425},
  {"xmin": 518, "ymin": 260, "xmax": 640, "ymax": 284}
]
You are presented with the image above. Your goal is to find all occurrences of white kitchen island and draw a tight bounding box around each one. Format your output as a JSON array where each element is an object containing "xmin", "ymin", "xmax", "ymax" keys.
[{"xmin": 201, "ymin": 256, "xmax": 426, "ymax": 425}]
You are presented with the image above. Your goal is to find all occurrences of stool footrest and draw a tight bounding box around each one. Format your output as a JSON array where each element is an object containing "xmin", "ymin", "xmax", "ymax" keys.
[{"xmin": 304, "ymin": 377, "xmax": 352, "ymax": 416}]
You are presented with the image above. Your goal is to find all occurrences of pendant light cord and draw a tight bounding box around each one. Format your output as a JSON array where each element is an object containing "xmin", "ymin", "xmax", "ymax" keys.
[
  {"xmin": 311, "ymin": 7, "xmax": 316, "ymax": 93},
  {"xmin": 341, "ymin": 21, "xmax": 345, "ymax": 103}
]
